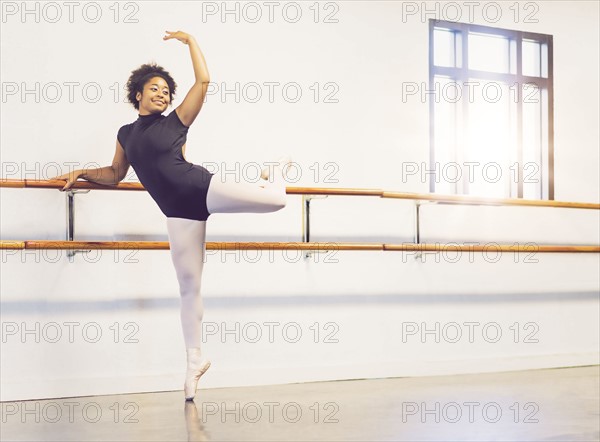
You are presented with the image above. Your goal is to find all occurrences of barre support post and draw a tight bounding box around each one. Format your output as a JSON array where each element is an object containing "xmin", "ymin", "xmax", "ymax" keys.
[
  {"xmin": 302, "ymin": 194, "xmax": 329, "ymax": 258},
  {"xmin": 65, "ymin": 189, "xmax": 91, "ymax": 259},
  {"xmin": 414, "ymin": 200, "xmax": 422, "ymax": 260}
]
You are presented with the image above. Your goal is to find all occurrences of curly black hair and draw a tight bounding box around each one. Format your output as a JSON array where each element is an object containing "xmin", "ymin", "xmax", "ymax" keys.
[{"xmin": 126, "ymin": 62, "xmax": 177, "ymax": 110}]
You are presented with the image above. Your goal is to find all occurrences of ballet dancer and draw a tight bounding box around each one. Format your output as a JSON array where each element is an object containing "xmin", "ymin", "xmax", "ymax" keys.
[{"xmin": 51, "ymin": 30, "xmax": 291, "ymax": 400}]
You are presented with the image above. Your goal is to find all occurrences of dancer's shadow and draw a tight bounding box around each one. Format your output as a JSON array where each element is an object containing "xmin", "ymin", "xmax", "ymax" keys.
[{"xmin": 184, "ymin": 401, "xmax": 210, "ymax": 441}]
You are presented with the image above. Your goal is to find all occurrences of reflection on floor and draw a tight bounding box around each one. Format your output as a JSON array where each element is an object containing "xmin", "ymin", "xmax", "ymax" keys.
[{"xmin": 1, "ymin": 366, "xmax": 598, "ymax": 441}]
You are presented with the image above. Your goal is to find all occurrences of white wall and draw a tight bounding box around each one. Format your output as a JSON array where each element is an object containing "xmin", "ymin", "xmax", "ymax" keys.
[{"xmin": 1, "ymin": 1, "xmax": 598, "ymax": 401}]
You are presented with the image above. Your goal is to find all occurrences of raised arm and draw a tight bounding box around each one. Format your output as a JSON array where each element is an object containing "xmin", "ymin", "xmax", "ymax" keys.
[{"xmin": 163, "ymin": 31, "xmax": 210, "ymax": 128}]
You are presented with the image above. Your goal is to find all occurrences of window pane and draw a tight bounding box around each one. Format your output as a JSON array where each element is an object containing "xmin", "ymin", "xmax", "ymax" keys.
[
  {"xmin": 522, "ymin": 84, "xmax": 543, "ymax": 199},
  {"xmin": 433, "ymin": 76, "xmax": 461, "ymax": 194},
  {"xmin": 541, "ymin": 43, "xmax": 549, "ymax": 78},
  {"xmin": 468, "ymin": 33, "xmax": 510, "ymax": 73},
  {"xmin": 523, "ymin": 40, "xmax": 541, "ymax": 77},
  {"xmin": 464, "ymin": 80, "xmax": 516, "ymax": 197},
  {"xmin": 434, "ymin": 28, "xmax": 457, "ymax": 67}
]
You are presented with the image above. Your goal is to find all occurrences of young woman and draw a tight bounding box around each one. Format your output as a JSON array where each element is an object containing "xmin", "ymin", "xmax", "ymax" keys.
[{"xmin": 52, "ymin": 30, "xmax": 291, "ymax": 400}]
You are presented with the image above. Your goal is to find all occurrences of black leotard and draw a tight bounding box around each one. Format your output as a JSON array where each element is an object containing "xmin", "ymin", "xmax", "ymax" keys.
[{"xmin": 117, "ymin": 110, "xmax": 214, "ymax": 221}]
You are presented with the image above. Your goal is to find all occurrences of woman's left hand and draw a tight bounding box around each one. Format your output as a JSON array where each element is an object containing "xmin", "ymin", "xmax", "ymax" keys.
[{"xmin": 163, "ymin": 30, "xmax": 193, "ymax": 45}]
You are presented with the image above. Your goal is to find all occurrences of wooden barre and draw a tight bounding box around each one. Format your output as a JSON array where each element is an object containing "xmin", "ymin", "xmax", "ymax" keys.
[
  {"xmin": 381, "ymin": 191, "xmax": 600, "ymax": 210},
  {"xmin": 1, "ymin": 241, "xmax": 598, "ymax": 252},
  {"xmin": 1, "ymin": 179, "xmax": 598, "ymax": 210},
  {"xmin": 0, "ymin": 179, "xmax": 385, "ymax": 195}
]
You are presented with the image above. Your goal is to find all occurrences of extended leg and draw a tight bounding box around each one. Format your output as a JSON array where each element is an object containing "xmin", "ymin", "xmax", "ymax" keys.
[{"xmin": 206, "ymin": 161, "xmax": 289, "ymax": 214}]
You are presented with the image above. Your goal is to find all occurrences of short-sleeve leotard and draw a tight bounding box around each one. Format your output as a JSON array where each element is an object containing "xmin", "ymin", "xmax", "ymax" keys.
[{"xmin": 117, "ymin": 110, "xmax": 214, "ymax": 221}]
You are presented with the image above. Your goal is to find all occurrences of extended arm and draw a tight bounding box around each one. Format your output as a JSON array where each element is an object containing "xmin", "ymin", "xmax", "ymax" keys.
[
  {"xmin": 49, "ymin": 139, "xmax": 130, "ymax": 190},
  {"xmin": 163, "ymin": 31, "xmax": 210, "ymax": 128}
]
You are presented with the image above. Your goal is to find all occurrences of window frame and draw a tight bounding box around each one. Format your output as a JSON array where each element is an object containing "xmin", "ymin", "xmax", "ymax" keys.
[{"xmin": 428, "ymin": 19, "xmax": 555, "ymax": 199}]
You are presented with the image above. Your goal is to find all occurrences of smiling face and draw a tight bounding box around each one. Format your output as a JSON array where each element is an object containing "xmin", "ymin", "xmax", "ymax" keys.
[{"xmin": 136, "ymin": 76, "xmax": 171, "ymax": 114}]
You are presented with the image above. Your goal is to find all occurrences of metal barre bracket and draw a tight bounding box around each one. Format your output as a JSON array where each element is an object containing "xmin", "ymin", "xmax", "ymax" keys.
[
  {"xmin": 302, "ymin": 194, "xmax": 329, "ymax": 258},
  {"xmin": 65, "ymin": 189, "xmax": 92, "ymax": 259},
  {"xmin": 413, "ymin": 200, "xmax": 441, "ymax": 259}
]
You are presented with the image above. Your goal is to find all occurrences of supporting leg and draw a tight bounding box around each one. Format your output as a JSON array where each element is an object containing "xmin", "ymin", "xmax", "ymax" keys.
[{"xmin": 166, "ymin": 217, "xmax": 211, "ymax": 400}]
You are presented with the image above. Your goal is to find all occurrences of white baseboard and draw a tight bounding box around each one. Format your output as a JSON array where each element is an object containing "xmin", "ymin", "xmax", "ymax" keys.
[{"xmin": 3, "ymin": 352, "xmax": 598, "ymax": 402}]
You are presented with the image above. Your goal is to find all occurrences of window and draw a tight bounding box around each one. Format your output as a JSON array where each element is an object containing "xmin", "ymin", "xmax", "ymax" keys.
[{"xmin": 429, "ymin": 19, "xmax": 554, "ymax": 199}]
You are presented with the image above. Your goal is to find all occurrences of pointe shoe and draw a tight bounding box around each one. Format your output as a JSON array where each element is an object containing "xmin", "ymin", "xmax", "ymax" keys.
[
  {"xmin": 261, "ymin": 156, "xmax": 293, "ymax": 180},
  {"xmin": 184, "ymin": 360, "xmax": 211, "ymax": 401},
  {"xmin": 184, "ymin": 349, "xmax": 211, "ymax": 401}
]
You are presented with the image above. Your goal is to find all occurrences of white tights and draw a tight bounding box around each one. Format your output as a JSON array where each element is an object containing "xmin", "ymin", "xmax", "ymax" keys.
[{"xmin": 166, "ymin": 168, "xmax": 287, "ymax": 348}]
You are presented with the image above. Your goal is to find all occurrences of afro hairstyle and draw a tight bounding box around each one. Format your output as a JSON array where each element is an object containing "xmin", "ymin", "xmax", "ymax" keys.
[{"xmin": 126, "ymin": 62, "xmax": 177, "ymax": 110}]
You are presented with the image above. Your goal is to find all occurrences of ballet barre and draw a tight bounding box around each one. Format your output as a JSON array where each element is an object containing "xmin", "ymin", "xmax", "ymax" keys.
[
  {"xmin": 1, "ymin": 240, "xmax": 598, "ymax": 253},
  {"xmin": 3, "ymin": 179, "xmax": 598, "ymax": 209},
  {"xmin": 1, "ymin": 179, "xmax": 599, "ymax": 258}
]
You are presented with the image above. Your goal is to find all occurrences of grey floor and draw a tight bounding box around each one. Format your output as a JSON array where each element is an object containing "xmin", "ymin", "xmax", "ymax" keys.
[{"xmin": 1, "ymin": 366, "xmax": 598, "ymax": 441}]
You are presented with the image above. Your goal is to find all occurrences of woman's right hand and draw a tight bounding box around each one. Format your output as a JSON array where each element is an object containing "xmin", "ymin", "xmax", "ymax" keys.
[
  {"xmin": 163, "ymin": 30, "xmax": 193, "ymax": 45},
  {"xmin": 49, "ymin": 169, "xmax": 84, "ymax": 191}
]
